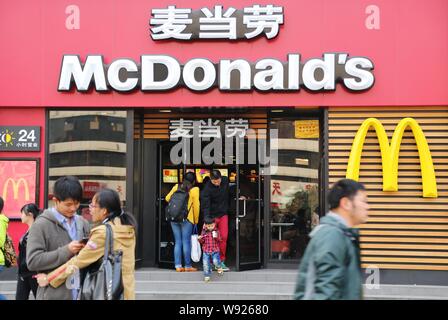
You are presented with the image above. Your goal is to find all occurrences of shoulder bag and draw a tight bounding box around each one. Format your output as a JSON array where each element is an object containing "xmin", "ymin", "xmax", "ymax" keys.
[{"xmin": 79, "ymin": 224, "xmax": 124, "ymax": 300}]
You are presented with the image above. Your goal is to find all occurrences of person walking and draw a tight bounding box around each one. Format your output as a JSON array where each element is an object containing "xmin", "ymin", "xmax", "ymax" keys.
[
  {"xmin": 16, "ymin": 203, "xmax": 41, "ymax": 300},
  {"xmin": 36, "ymin": 188, "xmax": 137, "ymax": 300},
  {"xmin": 0, "ymin": 196, "xmax": 9, "ymax": 300},
  {"xmin": 294, "ymin": 179, "xmax": 369, "ymax": 300},
  {"xmin": 165, "ymin": 172, "xmax": 200, "ymax": 272},
  {"xmin": 200, "ymin": 170, "xmax": 238, "ymax": 271},
  {"xmin": 198, "ymin": 216, "xmax": 223, "ymax": 282},
  {"xmin": 27, "ymin": 176, "xmax": 90, "ymax": 300}
]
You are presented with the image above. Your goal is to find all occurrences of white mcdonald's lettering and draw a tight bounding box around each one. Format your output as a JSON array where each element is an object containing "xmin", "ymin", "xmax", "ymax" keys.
[
  {"xmin": 58, "ymin": 54, "xmax": 375, "ymax": 92},
  {"xmin": 2, "ymin": 178, "xmax": 30, "ymax": 201},
  {"xmin": 346, "ymin": 117, "xmax": 437, "ymax": 198}
]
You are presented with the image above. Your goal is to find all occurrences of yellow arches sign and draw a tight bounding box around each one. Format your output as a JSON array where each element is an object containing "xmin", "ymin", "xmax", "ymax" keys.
[
  {"xmin": 346, "ymin": 117, "xmax": 438, "ymax": 198},
  {"xmin": 2, "ymin": 178, "xmax": 30, "ymax": 201}
]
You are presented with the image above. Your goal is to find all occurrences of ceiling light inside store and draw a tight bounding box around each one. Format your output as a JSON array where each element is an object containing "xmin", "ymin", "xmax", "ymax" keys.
[
  {"xmin": 271, "ymin": 110, "xmax": 284, "ymax": 113},
  {"xmin": 159, "ymin": 110, "xmax": 171, "ymax": 113},
  {"xmin": 295, "ymin": 158, "xmax": 309, "ymax": 166}
]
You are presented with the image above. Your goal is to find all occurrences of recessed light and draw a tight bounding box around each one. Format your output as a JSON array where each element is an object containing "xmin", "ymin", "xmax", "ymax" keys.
[
  {"xmin": 271, "ymin": 110, "xmax": 284, "ymax": 113},
  {"xmin": 296, "ymin": 158, "xmax": 309, "ymax": 166},
  {"xmin": 160, "ymin": 110, "xmax": 172, "ymax": 113}
]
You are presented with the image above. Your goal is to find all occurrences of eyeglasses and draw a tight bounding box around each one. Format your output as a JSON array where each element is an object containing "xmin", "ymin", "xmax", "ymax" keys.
[{"xmin": 88, "ymin": 202, "xmax": 99, "ymax": 209}]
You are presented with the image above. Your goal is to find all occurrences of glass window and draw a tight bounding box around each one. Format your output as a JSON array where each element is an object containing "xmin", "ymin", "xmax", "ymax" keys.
[
  {"xmin": 48, "ymin": 111, "xmax": 127, "ymax": 221},
  {"xmin": 269, "ymin": 118, "xmax": 321, "ymax": 261}
]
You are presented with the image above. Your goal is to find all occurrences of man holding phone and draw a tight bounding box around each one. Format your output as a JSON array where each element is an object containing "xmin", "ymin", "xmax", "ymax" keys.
[
  {"xmin": 79, "ymin": 237, "xmax": 89, "ymax": 245},
  {"xmin": 27, "ymin": 176, "xmax": 90, "ymax": 300}
]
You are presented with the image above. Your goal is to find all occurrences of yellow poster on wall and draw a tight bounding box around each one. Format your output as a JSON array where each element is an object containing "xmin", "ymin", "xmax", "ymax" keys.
[
  {"xmin": 163, "ymin": 169, "xmax": 178, "ymax": 183},
  {"xmin": 295, "ymin": 120, "xmax": 319, "ymax": 138},
  {"xmin": 217, "ymin": 168, "xmax": 228, "ymax": 177}
]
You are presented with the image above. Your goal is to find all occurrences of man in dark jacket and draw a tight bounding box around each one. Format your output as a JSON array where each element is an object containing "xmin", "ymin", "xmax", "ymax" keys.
[
  {"xmin": 27, "ymin": 176, "xmax": 90, "ymax": 300},
  {"xmin": 200, "ymin": 170, "xmax": 236, "ymax": 271},
  {"xmin": 294, "ymin": 179, "xmax": 369, "ymax": 300}
]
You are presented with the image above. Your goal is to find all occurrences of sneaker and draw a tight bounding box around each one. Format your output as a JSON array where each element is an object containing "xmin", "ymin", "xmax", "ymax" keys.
[
  {"xmin": 184, "ymin": 267, "xmax": 198, "ymax": 272},
  {"xmin": 175, "ymin": 267, "xmax": 184, "ymax": 272},
  {"xmin": 220, "ymin": 262, "xmax": 230, "ymax": 272},
  {"xmin": 204, "ymin": 276, "xmax": 211, "ymax": 282},
  {"xmin": 217, "ymin": 268, "xmax": 224, "ymax": 275}
]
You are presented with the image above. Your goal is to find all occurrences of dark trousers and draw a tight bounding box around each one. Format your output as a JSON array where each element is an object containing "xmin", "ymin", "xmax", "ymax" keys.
[{"xmin": 16, "ymin": 275, "xmax": 38, "ymax": 300}]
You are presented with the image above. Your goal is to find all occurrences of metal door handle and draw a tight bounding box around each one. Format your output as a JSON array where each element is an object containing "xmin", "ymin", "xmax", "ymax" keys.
[
  {"xmin": 238, "ymin": 199, "xmax": 247, "ymax": 218},
  {"xmin": 243, "ymin": 199, "xmax": 246, "ymax": 217}
]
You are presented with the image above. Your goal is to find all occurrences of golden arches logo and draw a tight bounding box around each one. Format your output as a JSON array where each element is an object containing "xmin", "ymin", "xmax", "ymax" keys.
[
  {"xmin": 2, "ymin": 178, "xmax": 30, "ymax": 201},
  {"xmin": 346, "ymin": 117, "xmax": 437, "ymax": 198}
]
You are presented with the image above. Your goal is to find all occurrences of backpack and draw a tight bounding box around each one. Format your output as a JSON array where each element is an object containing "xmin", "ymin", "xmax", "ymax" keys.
[
  {"xmin": 1, "ymin": 233, "xmax": 17, "ymax": 268},
  {"xmin": 165, "ymin": 186, "xmax": 190, "ymax": 223}
]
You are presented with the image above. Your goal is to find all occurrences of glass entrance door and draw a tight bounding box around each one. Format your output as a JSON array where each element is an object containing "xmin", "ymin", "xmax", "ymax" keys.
[
  {"xmin": 156, "ymin": 139, "xmax": 263, "ymax": 271},
  {"xmin": 235, "ymin": 163, "xmax": 263, "ymax": 271},
  {"xmin": 157, "ymin": 141, "xmax": 178, "ymax": 268}
]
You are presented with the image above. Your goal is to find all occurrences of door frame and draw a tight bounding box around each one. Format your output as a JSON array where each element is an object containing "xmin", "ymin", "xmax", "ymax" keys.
[
  {"xmin": 235, "ymin": 161, "xmax": 263, "ymax": 271},
  {"xmin": 263, "ymin": 108, "xmax": 325, "ymax": 268},
  {"xmin": 155, "ymin": 139, "xmax": 265, "ymax": 271}
]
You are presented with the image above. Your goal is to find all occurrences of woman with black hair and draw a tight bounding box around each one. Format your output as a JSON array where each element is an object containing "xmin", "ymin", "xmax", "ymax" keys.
[
  {"xmin": 16, "ymin": 203, "xmax": 41, "ymax": 300},
  {"xmin": 36, "ymin": 188, "xmax": 137, "ymax": 300},
  {"xmin": 165, "ymin": 171, "xmax": 200, "ymax": 272}
]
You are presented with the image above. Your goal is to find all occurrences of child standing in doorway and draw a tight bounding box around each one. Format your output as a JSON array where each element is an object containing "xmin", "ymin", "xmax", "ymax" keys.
[{"xmin": 198, "ymin": 216, "xmax": 223, "ymax": 282}]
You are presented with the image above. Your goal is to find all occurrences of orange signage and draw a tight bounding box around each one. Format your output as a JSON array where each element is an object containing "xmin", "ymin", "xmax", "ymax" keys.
[
  {"xmin": 163, "ymin": 169, "xmax": 178, "ymax": 183},
  {"xmin": 295, "ymin": 120, "xmax": 319, "ymax": 139}
]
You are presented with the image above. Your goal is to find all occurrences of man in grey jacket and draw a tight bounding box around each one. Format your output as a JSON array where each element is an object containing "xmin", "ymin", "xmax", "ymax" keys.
[{"xmin": 27, "ymin": 176, "xmax": 90, "ymax": 300}]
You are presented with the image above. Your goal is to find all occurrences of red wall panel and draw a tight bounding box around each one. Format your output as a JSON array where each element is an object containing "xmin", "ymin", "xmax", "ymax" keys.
[
  {"xmin": 0, "ymin": 108, "xmax": 46, "ymax": 252},
  {"xmin": 0, "ymin": 0, "xmax": 446, "ymax": 108}
]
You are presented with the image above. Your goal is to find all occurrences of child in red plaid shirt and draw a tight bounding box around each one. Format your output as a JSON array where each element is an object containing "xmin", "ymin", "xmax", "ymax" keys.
[{"xmin": 198, "ymin": 216, "xmax": 223, "ymax": 282}]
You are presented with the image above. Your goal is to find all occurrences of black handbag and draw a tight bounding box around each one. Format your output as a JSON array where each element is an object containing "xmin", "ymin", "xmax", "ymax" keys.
[{"xmin": 79, "ymin": 223, "xmax": 124, "ymax": 300}]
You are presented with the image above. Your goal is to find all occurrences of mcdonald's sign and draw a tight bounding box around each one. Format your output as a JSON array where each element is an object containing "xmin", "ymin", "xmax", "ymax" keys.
[
  {"xmin": 346, "ymin": 117, "xmax": 438, "ymax": 198},
  {"xmin": 2, "ymin": 178, "xmax": 30, "ymax": 201},
  {"xmin": 0, "ymin": 159, "xmax": 38, "ymax": 218}
]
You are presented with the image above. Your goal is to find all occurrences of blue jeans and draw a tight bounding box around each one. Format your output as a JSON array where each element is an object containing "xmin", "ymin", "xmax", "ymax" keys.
[
  {"xmin": 203, "ymin": 252, "xmax": 221, "ymax": 277},
  {"xmin": 0, "ymin": 266, "xmax": 7, "ymax": 300},
  {"xmin": 170, "ymin": 220, "xmax": 193, "ymax": 268}
]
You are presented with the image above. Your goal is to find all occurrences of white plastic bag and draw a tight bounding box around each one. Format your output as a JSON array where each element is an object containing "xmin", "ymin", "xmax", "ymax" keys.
[{"xmin": 191, "ymin": 225, "xmax": 202, "ymax": 262}]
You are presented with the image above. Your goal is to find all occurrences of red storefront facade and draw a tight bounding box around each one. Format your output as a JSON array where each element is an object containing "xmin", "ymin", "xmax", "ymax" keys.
[{"xmin": 1, "ymin": 0, "xmax": 447, "ymax": 282}]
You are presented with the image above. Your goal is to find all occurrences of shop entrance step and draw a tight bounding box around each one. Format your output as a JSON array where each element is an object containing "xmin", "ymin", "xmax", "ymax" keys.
[{"xmin": 2, "ymin": 268, "xmax": 448, "ymax": 300}]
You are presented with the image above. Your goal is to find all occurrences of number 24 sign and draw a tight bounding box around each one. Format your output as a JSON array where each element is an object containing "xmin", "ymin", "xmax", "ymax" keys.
[{"xmin": 0, "ymin": 126, "xmax": 40, "ymax": 151}]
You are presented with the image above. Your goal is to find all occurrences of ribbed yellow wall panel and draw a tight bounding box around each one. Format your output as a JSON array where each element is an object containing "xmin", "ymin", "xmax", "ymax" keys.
[{"xmin": 328, "ymin": 106, "xmax": 448, "ymax": 271}]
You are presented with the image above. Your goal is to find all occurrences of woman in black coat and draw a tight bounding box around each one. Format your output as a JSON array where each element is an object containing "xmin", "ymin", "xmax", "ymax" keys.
[{"xmin": 16, "ymin": 203, "xmax": 41, "ymax": 300}]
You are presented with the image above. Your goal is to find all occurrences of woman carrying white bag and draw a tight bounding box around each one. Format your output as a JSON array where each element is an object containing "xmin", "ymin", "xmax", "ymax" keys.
[
  {"xmin": 165, "ymin": 172, "xmax": 200, "ymax": 272},
  {"xmin": 191, "ymin": 225, "xmax": 202, "ymax": 263}
]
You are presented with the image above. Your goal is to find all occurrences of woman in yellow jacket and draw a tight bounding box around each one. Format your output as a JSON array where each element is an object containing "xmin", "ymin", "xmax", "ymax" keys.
[
  {"xmin": 0, "ymin": 197, "xmax": 10, "ymax": 300},
  {"xmin": 165, "ymin": 172, "xmax": 200, "ymax": 272},
  {"xmin": 36, "ymin": 188, "xmax": 137, "ymax": 300}
]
